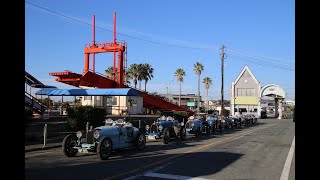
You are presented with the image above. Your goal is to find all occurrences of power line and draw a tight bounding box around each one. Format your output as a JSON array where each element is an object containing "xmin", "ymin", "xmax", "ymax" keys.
[
  {"xmin": 25, "ymin": 1, "xmax": 213, "ymax": 50},
  {"xmin": 228, "ymin": 54, "xmax": 295, "ymax": 71},
  {"xmin": 227, "ymin": 48, "xmax": 294, "ymax": 66}
]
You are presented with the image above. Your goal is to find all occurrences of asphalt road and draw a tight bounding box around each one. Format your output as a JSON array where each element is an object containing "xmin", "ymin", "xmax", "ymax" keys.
[{"xmin": 25, "ymin": 118, "xmax": 295, "ymax": 180}]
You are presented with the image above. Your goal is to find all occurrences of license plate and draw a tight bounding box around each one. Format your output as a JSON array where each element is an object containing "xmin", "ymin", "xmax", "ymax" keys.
[
  {"xmin": 148, "ymin": 136, "xmax": 156, "ymax": 140},
  {"xmin": 78, "ymin": 148, "xmax": 88, "ymax": 153}
]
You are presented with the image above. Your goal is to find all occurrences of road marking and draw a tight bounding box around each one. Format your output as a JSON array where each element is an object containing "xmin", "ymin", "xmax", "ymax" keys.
[
  {"xmin": 144, "ymin": 172, "xmax": 210, "ymax": 180},
  {"xmin": 104, "ymin": 123, "xmax": 277, "ymax": 180},
  {"xmin": 280, "ymin": 136, "xmax": 295, "ymax": 180},
  {"xmin": 25, "ymin": 151, "xmax": 53, "ymax": 158},
  {"xmin": 123, "ymin": 162, "xmax": 172, "ymax": 180}
]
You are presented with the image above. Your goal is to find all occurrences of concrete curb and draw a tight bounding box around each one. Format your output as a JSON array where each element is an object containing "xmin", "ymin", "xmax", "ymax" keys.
[{"xmin": 25, "ymin": 144, "xmax": 62, "ymax": 153}]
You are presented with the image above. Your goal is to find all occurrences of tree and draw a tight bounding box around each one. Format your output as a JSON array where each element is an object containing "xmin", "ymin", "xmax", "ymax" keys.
[
  {"xmin": 127, "ymin": 64, "xmax": 139, "ymax": 88},
  {"xmin": 137, "ymin": 64, "xmax": 144, "ymax": 90},
  {"xmin": 203, "ymin": 77, "xmax": 213, "ymax": 112},
  {"xmin": 104, "ymin": 66, "xmax": 117, "ymax": 80},
  {"xmin": 174, "ymin": 68, "xmax": 186, "ymax": 106},
  {"xmin": 142, "ymin": 63, "xmax": 154, "ymax": 91},
  {"xmin": 125, "ymin": 70, "xmax": 132, "ymax": 85},
  {"xmin": 193, "ymin": 62, "xmax": 204, "ymax": 113}
]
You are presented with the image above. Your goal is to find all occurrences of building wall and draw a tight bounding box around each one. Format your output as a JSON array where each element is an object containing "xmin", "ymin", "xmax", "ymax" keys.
[
  {"xmin": 81, "ymin": 95, "xmax": 143, "ymax": 115},
  {"xmin": 231, "ymin": 66, "xmax": 261, "ymax": 117},
  {"xmin": 235, "ymin": 96, "xmax": 259, "ymax": 105}
]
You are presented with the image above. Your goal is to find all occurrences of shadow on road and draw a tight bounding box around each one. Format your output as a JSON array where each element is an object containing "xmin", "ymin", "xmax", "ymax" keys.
[{"xmin": 25, "ymin": 151, "xmax": 244, "ymax": 180}]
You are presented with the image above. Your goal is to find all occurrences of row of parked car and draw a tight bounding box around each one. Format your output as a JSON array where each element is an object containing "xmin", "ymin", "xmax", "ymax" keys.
[
  {"xmin": 61, "ymin": 114, "xmax": 258, "ymax": 160},
  {"xmin": 145, "ymin": 114, "xmax": 258, "ymax": 144}
]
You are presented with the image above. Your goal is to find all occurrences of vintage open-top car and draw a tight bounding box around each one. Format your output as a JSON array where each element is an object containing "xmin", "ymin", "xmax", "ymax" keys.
[
  {"xmin": 62, "ymin": 118, "xmax": 146, "ymax": 160},
  {"xmin": 206, "ymin": 116, "xmax": 216, "ymax": 133},
  {"xmin": 185, "ymin": 116, "xmax": 210, "ymax": 136},
  {"xmin": 145, "ymin": 115, "xmax": 186, "ymax": 144}
]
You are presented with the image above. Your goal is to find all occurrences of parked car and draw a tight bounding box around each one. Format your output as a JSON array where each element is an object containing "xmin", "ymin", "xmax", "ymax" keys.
[
  {"xmin": 62, "ymin": 118, "xmax": 146, "ymax": 160},
  {"xmin": 185, "ymin": 116, "xmax": 210, "ymax": 137},
  {"xmin": 229, "ymin": 117, "xmax": 241, "ymax": 128},
  {"xmin": 145, "ymin": 115, "xmax": 186, "ymax": 144},
  {"xmin": 214, "ymin": 116, "xmax": 225, "ymax": 132},
  {"xmin": 260, "ymin": 111, "xmax": 267, "ymax": 119},
  {"xmin": 206, "ymin": 116, "xmax": 216, "ymax": 133},
  {"xmin": 248, "ymin": 114, "xmax": 258, "ymax": 124}
]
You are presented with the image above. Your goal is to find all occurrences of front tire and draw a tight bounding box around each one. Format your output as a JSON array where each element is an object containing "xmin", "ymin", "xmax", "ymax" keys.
[
  {"xmin": 162, "ymin": 128, "xmax": 170, "ymax": 144},
  {"xmin": 135, "ymin": 133, "xmax": 146, "ymax": 151},
  {"xmin": 97, "ymin": 137, "xmax": 112, "ymax": 160},
  {"xmin": 62, "ymin": 134, "xmax": 78, "ymax": 157},
  {"xmin": 180, "ymin": 127, "xmax": 187, "ymax": 140}
]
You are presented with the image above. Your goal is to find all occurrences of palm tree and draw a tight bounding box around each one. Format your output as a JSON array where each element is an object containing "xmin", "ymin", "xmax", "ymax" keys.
[
  {"xmin": 174, "ymin": 68, "xmax": 186, "ymax": 106},
  {"xmin": 125, "ymin": 70, "xmax": 132, "ymax": 85},
  {"xmin": 193, "ymin": 62, "xmax": 204, "ymax": 113},
  {"xmin": 142, "ymin": 63, "xmax": 154, "ymax": 91},
  {"xmin": 137, "ymin": 64, "xmax": 144, "ymax": 90},
  {"xmin": 127, "ymin": 64, "xmax": 139, "ymax": 88},
  {"xmin": 203, "ymin": 77, "xmax": 212, "ymax": 113},
  {"xmin": 104, "ymin": 66, "xmax": 117, "ymax": 80}
]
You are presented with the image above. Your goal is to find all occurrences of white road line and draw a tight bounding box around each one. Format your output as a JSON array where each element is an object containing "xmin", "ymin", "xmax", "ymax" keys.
[
  {"xmin": 280, "ymin": 136, "xmax": 295, "ymax": 180},
  {"xmin": 123, "ymin": 162, "xmax": 172, "ymax": 180},
  {"xmin": 144, "ymin": 172, "xmax": 210, "ymax": 180}
]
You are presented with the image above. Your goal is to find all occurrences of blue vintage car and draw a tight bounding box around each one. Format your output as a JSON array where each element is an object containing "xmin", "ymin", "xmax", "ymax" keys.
[
  {"xmin": 206, "ymin": 116, "xmax": 216, "ymax": 133},
  {"xmin": 62, "ymin": 118, "xmax": 146, "ymax": 160},
  {"xmin": 185, "ymin": 116, "xmax": 210, "ymax": 137},
  {"xmin": 146, "ymin": 115, "xmax": 186, "ymax": 144}
]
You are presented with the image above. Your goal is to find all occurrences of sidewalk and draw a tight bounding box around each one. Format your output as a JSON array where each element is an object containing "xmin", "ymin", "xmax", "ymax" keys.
[{"xmin": 25, "ymin": 137, "xmax": 63, "ymax": 152}]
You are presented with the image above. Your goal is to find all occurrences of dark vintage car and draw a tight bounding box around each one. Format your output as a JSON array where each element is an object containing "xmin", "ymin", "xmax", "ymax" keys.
[
  {"xmin": 240, "ymin": 114, "xmax": 252, "ymax": 126},
  {"xmin": 185, "ymin": 116, "xmax": 210, "ymax": 136},
  {"xmin": 62, "ymin": 118, "xmax": 146, "ymax": 160},
  {"xmin": 260, "ymin": 111, "xmax": 267, "ymax": 119},
  {"xmin": 145, "ymin": 115, "xmax": 186, "ymax": 144},
  {"xmin": 228, "ymin": 117, "xmax": 241, "ymax": 128}
]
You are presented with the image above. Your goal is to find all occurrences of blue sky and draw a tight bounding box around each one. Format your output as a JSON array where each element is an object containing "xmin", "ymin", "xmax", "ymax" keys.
[{"xmin": 25, "ymin": 0, "xmax": 295, "ymax": 101}]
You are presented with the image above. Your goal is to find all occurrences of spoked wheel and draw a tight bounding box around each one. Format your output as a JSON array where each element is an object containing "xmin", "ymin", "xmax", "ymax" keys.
[
  {"xmin": 136, "ymin": 133, "xmax": 146, "ymax": 150},
  {"xmin": 206, "ymin": 127, "xmax": 210, "ymax": 135},
  {"xmin": 62, "ymin": 134, "xmax": 78, "ymax": 157},
  {"xmin": 97, "ymin": 137, "xmax": 112, "ymax": 160},
  {"xmin": 180, "ymin": 127, "xmax": 187, "ymax": 140},
  {"xmin": 195, "ymin": 128, "xmax": 200, "ymax": 137},
  {"xmin": 162, "ymin": 128, "xmax": 170, "ymax": 144}
]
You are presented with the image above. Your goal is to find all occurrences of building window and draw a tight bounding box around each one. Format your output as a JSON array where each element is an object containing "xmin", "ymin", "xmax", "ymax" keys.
[
  {"xmin": 237, "ymin": 88, "xmax": 255, "ymax": 96},
  {"xmin": 106, "ymin": 96, "xmax": 118, "ymax": 106},
  {"xmin": 84, "ymin": 96, "xmax": 91, "ymax": 100}
]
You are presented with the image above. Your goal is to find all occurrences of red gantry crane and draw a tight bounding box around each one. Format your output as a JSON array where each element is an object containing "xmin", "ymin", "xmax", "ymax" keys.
[{"xmin": 49, "ymin": 12, "xmax": 192, "ymax": 114}]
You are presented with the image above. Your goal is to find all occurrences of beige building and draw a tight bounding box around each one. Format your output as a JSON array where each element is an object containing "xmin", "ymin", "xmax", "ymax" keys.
[{"xmin": 230, "ymin": 65, "xmax": 261, "ymax": 116}]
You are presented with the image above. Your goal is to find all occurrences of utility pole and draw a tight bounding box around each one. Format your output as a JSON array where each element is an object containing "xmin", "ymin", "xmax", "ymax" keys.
[{"xmin": 221, "ymin": 45, "xmax": 225, "ymax": 116}]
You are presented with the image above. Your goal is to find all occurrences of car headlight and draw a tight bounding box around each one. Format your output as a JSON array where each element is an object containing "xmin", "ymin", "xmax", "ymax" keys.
[
  {"xmin": 76, "ymin": 131, "xmax": 82, "ymax": 138},
  {"xmin": 181, "ymin": 122, "xmax": 184, "ymax": 126},
  {"xmin": 93, "ymin": 130, "xmax": 100, "ymax": 139},
  {"xmin": 145, "ymin": 125, "xmax": 150, "ymax": 131},
  {"xmin": 158, "ymin": 125, "xmax": 163, "ymax": 131}
]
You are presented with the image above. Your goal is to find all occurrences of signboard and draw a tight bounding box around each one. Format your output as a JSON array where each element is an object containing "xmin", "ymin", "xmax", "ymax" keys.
[{"xmin": 187, "ymin": 102, "xmax": 195, "ymax": 107}]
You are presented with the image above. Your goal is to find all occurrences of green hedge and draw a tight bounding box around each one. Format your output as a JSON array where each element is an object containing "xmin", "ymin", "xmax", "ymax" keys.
[{"xmin": 66, "ymin": 106, "xmax": 106, "ymax": 131}]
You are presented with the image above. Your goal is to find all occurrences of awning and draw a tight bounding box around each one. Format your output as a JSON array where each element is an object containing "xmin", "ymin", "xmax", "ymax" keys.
[{"xmin": 35, "ymin": 88, "xmax": 139, "ymax": 96}]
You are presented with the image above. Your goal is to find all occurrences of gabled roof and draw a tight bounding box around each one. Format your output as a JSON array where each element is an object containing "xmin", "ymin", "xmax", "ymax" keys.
[
  {"xmin": 35, "ymin": 88, "xmax": 139, "ymax": 96},
  {"xmin": 234, "ymin": 65, "xmax": 259, "ymax": 85}
]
